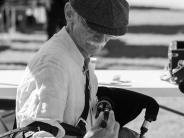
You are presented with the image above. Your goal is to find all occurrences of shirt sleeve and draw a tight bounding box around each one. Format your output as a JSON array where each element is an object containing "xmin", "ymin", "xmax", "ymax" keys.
[
  {"xmin": 25, "ymin": 61, "xmax": 69, "ymax": 137},
  {"xmin": 31, "ymin": 131, "xmax": 56, "ymax": 138},
  {"xmin": 36, "ymin": 63, "xmax": 68, "ymax": 120},
  {"xmin": 36, "ymin": 64, "xmax": 68, "ymax": 136}
]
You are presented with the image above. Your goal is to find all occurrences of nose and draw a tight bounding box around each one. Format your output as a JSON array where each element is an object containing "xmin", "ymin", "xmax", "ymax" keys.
[{"xmin": 93, "ymin": 33, "xmax": 108, "ymax": 43}]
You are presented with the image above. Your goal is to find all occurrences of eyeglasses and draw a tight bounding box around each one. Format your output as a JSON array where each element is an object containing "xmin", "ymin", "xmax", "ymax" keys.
[{"xmin": 78, "ymin": 15, "xmax": 115, "ymax": 41}]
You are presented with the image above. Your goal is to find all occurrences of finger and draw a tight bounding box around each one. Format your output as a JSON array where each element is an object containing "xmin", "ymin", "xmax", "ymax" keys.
[
  {"xmin": 93, "ymin": 112, "xmax": 104, "ymax": 129},
  {"xmin": 113, "ymin": 122, "xmax": 120, "ymax": 138},
  {"xmin": 106, "ymin": 111, "xmax": 115, "ymax": 130}
]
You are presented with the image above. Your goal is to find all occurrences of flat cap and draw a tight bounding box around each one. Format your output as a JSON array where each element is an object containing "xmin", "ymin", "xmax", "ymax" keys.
[{"xmin": 71, "ymin": 0, "xmax": 129, "ymax": 36}]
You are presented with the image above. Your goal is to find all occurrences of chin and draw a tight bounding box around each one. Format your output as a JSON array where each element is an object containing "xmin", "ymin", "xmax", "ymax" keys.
[
  {"xmin": 90, "ymin": 48, "xmax": 103, "ymax": 56},
  {"xmin": 86, "ymin": 42, "xmax": 105, "ymax": 54}
]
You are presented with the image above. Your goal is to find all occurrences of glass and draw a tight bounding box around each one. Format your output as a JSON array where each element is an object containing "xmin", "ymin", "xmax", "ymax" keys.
[{"xmin": 78, "ymin": 14, "xmax": 115, "ymax": 41}]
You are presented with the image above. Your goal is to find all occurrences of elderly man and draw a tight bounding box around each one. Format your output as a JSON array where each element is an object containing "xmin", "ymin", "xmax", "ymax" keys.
[{"xmin": 16, "ymin": 0, "xmax": 131, "ymax": 138}]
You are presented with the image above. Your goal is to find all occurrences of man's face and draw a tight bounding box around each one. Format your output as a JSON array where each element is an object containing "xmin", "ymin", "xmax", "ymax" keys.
[{"xmin": 71, "ymin": 10, "xmax": 113, "ymax": 57}]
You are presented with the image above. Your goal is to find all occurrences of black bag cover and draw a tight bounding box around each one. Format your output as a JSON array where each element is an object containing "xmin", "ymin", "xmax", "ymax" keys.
[{"xmin": 97, "ymin": 86, "xmax": 159, "ymax": 127}]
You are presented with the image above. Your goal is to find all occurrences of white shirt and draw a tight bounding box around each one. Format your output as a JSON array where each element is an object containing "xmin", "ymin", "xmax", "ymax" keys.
[{"xmin": 16, "ymin": 27, "xmax": 98, "ymax": 138}]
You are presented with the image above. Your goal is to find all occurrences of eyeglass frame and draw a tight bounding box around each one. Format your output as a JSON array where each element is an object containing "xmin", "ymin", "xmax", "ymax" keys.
[{"xmin": 77, "ymin": 13, "xmax": 116, "ymax": 41}]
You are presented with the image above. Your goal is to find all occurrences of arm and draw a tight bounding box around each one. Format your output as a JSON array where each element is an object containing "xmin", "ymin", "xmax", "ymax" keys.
[{"xmin": 16, "ymin": 62, "xmax": 69, "ymax": 138}]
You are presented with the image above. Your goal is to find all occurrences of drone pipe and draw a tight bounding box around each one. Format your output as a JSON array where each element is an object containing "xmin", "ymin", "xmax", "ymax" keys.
[
  {"xmin": 159, "ymin": 104, "xmax": 184, "ymax": 117},
  {"xmin": 1, "ymin": 111, "xmax": 15, "ymax": 118}
]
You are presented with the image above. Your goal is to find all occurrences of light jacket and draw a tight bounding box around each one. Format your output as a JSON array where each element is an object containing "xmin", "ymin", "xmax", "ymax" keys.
[{"xmin": 16, "ymin": 27, "xmax": 98, "ymax": 138}]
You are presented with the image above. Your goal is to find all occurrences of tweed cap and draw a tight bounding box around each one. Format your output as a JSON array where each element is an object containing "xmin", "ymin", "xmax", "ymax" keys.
[{"xmin": 70, "ymin": 0, "xmax": 129, "ymax": 36}]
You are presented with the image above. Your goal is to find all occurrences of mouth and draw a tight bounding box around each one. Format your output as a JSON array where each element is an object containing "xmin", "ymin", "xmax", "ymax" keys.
[{"xmin": 87, "ymin": 41, "xmax": 106, "ymax": 48}]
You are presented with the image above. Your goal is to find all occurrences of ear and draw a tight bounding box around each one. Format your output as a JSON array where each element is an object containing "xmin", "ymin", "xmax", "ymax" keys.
[{"xmin": 64, "ymin": 2, "xmax": 75, "ymax": 23}]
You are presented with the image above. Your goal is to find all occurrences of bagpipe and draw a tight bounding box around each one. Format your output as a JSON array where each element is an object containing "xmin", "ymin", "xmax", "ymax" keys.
[
  {"xmin": 96, "ymin": 86, "xmax": 159, "ymax": 137},
  {"xmin": 0, "ymin": 87, "xmax": 159, "ymax": 138}
]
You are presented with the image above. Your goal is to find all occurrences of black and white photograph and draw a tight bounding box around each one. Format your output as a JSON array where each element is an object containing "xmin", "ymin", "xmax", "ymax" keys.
[{"xmin": 0, "ymin": 0, "xmax": 184, "ymax": 138}]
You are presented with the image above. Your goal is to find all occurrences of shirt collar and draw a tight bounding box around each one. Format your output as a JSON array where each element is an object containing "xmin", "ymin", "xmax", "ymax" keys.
[{"xmin": 57, "ymin": 27, "xmax": 85, "ymax": 69}]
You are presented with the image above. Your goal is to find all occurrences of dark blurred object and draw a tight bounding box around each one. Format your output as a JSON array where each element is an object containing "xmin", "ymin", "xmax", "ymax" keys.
[
  {"xmin": 168, "ymin": 40, "xmax": 184, "ymax": 93},
  {"xmin": 97, "ymin": 86, "xmax": 159, "ymax": 137},
  {"xmin": 44, "ymin": 0, "xmax": 68, "ymax": 39},
  {"xmin": 0, "ymin": 0, "xmax": 5, "ymax": 6},
  {"xmin": 95, "ymin": 97, "xmax": 113, "ymax": 128},
  {"xmin": 0, "ymin": 99, "xmax": 15, "ymax": 110},
  {"xmin": 179, "ymin": 81, "xmax": 184, "ymax": 94},
  {"xmin": 0, "ymin": 0, "xmax": 6, "ymax": 32},
  {"xmin": 168, "ymin": 41, "xmax": 184, "ymax": 83}
]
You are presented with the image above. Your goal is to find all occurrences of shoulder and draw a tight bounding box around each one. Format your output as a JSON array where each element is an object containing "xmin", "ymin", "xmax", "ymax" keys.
[{"xmin": 29, "ymin": 36, "xmax": 71, "ymax": 69}]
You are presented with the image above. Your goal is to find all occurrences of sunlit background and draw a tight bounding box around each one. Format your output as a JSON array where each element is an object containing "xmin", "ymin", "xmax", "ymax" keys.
[{"xmin": 0, "ymin": 0, "xmax": 183, "ymax": 70}]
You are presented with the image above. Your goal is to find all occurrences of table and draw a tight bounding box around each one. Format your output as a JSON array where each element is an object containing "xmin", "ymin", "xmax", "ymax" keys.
[
  {"xmin": 0, "ymin": 70, "xmax": 183, "ymax": 100},
  {"xmin": 96, "ymin": 70, "xmax": 183, "ymax": 97}
]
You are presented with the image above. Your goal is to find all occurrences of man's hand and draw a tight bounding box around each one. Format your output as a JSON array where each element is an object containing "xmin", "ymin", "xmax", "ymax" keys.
[
  {"xmin": 119, "ymin": 127, "xmax": 146, "ymax": 138},
  {"xmin": 84, "ymin": 111, "xmax": 120, "ymax": 138}
]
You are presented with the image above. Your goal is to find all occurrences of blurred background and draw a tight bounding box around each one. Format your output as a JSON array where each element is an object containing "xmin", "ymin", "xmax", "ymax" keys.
[
  {"xmin": 0, "ymin": 0, "xmax": 184, "ymax": 70},
  {"xmin": 0, "ymin": 0, "xmax": 184, "ymax": 138}
]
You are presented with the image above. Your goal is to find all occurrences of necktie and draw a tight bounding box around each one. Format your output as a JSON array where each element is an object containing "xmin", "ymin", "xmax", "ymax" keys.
[{"xmin": 76, "ymin": 58, "xmax": 90, "ymax": 137}]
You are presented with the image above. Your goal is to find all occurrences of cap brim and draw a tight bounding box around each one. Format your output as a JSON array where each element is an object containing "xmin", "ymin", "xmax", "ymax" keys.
[{"xmin": 86, "ymin": 21, "xmax": 128, "ymax": 36}]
